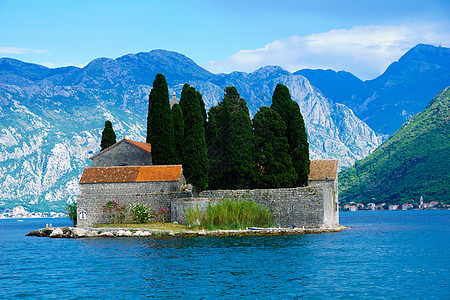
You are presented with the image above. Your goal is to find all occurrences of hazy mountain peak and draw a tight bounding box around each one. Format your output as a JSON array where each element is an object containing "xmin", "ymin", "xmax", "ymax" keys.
[{"xmin": 398, "ymin": 43, "xmax": 450, "ymax": 67}]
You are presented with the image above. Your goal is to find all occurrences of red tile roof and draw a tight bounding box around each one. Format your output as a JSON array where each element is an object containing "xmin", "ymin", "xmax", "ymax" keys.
[
  {"xmin": 124, "ymin": 139, "xmax": 152, "ymax": 153},
  {"xmin": 80, "ymin": 165, "xmax": 182, "ymax": 184},
  {"xmin": 308, "ymin": 159, "xmax": 338, "ymax": 180}
]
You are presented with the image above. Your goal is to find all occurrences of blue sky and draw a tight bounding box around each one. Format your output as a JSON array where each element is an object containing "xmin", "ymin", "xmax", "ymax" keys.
[{"xmin": 1, "ymin": 0, "xmax": 449, "ymax": 80}]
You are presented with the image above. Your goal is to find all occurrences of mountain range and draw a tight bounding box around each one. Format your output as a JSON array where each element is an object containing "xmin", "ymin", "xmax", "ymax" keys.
[
  {"xmin": 296, "ymin": 44, "xmax": 450, "ymax": 134},
  {"xmin": 339, "ymin": 87, "xmax": 450, "ymax": 204},
  {"xmin": 0, "ymin": 44, "xmax": 447, "ymax": 212}
]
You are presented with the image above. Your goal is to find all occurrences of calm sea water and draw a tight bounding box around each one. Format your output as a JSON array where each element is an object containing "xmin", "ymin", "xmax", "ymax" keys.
[{"xmin": 0, "ymin": 210, "xmax": 449, "ymax": 299}]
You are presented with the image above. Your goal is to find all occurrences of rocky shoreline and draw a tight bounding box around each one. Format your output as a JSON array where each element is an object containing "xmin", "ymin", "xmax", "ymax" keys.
[{"xmin": 26, "ymin": 226, "xmax": 347, "ymax": 238}]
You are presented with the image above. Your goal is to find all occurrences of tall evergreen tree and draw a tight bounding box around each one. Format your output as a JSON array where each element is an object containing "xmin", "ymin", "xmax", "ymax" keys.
[
  {"xmin": 225, "ymin": 88, "xmax": 253, "ymax": 189},
  {"xmin": 100, "ymin": 120, "xmax": 116, "ymax": 151},
  {"xmin": 179, "ymin": 84, "xmax": 209, "ymax": 190},
  {"xmin": 146, "ymin": 73, "xmax": 176, "ymax": 165},
  {"xmin": 205, "ymin": 106, "xmax": 222, "ymax": 189},
  {"xmin": 196, "ymin": 90, "xmax": 207, "ymax": 128},
  {"xmin": 171, "ymin": 103, "xmax": 184, "ymax": 164},
  {"xmin": 252, "ymin": 106, "xmax": 297, "ymax": 188},
  {"xmin": 291, "ymin": 101, "xmax": 310, "ymax": 186},
  {"xmin": 271, "ymin": 83, "xmax": 310, "ymax": 186},
  {"xmin": 206, "ymin": 87, "xmax": 253, "ymax": 189}
]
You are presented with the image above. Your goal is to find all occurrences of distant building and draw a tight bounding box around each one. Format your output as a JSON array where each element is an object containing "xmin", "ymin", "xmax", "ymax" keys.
[
  {"xmin": 429, "ymin": 201, "xmax": 439, "ymax": 208},
  {"xmin": 170, "ymin": 92, "xmax": 178, "ymax": 108},
  {"xmin": 402, "ymin": 203, "xmax": 413, "ymax": 210},
  {"xmin": 367, "ymin": 203, "xmax": 376, "ymax": 210},
  {"xmin": 389, "ymin": 205, "xmax": 399, "ymax": 210}
]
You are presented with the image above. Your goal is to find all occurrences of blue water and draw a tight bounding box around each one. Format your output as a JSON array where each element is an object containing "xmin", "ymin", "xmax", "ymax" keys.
[{"xmin": 1, "ymin": 210, "xmax": 449, "ymax": 299}]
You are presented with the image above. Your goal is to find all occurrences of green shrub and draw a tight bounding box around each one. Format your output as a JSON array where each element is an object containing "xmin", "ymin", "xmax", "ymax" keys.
[
  {"xmin": 66, "ymin": 202, "xmax": 77, "ymax": 226},
  {"xmin": 156, "ymin": 208, "xmax": 169, "ymax": 222},
  {"xmin": 183, "ymin": 205, "xmax": 204, "ymax": 228},
  {"xmin": 102, "ymin": 200, "xmax": 128, "ymax": 223},
  {"xmin": 183, "ymin": 197, "xmax": 273, "ymax": 230},
  {"xmin": 130, "ymin": 204, "xmax": 153, "ymax": 223}
]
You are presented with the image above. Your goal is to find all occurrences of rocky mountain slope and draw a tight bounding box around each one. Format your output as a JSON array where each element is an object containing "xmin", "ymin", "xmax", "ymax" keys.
[
  {"xmin": 339, "ymin": 87, "xmax": 450, "ymax": 205},
  {"xmin": 0, "ymin": 50, "xmax": 382, "ymax": 212},
  {"xmin": 296, "ymin": 44, "xmax": 450, "ymax": 135}
]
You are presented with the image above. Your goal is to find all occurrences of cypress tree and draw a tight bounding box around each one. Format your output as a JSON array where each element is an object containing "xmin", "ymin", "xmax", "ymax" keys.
[
  {"xmin": 225, "ymin": 87, "xmax": 253, "ymax": 189},
  {"xmin": 291, "ymin": 101, "xmax": 310, "ymax": 186},
  {"xmin": 100, "ymin": 120, "xmax": 116, "ymax": 151},
  {"xmin": 179, "ymin": 84, "xmax": 209, "ymax": 190},
  {"xmin": 205, "ymin": 106, "xmax": 222, "ymax": 190},
  {"xmin": 196, "ymin": 90, "xmax": 207, "ymax": 128},
  {"xmin": 252, "ymin": 106, "xmax": 297, "ymax": 188},
  {"xmin": 271, "ymin": 83, "xmax": 310, "ymax": 186},
  {"xmin": 146, "ymin": 73, "xmax": 176, "ymax": 165},
  {"xmin": 171, "ymin": 103, "xmax": 184, "ymax": 164},
  {"xmin": 206, "ymin": 87, "xmax": 253, "ymax": 189}
]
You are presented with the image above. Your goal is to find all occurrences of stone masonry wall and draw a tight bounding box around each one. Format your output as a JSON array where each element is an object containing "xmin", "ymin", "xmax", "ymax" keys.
[
  {"xmin": 180, "ymin": 186, "xmax": 330, "ymax": 228},
  {"xmin": 91, "ymin": 142, "xmax": 152, "ymax": 167},
  {"xmin": 78, "ymin": 183, "xmax": 338, "ymax": 229},
  {"xmin": 77, "ymin": 182, "xmax": 191, "ymax": 227},
  {"xmin": 309, "ymin": 179, "xmax": 339, "ymax": 227}
]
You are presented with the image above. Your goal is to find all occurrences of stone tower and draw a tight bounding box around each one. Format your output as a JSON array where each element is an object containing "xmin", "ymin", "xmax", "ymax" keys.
[{"xmin": 170, "ymin": 92, "xmax": 178, "ymax": 108}]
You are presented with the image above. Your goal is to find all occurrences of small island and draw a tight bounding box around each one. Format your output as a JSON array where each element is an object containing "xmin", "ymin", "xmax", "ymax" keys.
[{"xmin": 28, "ymin": 76, "xmax": 342, "ymax": 238}]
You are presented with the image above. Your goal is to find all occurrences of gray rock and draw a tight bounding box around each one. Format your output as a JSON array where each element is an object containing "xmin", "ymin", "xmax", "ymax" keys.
[{"xmin": 49, "ymin": 228, "xmax": 64, "ymax": 238}]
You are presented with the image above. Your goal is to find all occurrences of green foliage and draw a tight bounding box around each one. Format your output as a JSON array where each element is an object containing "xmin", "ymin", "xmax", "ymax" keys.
[
  {"xmin": 100, "ymin": 120, "xmax": 116, "ymax": 151},
  {"xmin": 205, "ymin": 106, "xmax": 222, "ymax": 189},
  {"xmin": 204, "ymin": 197, "xmax": 273, "ymax": 230},
  {"xmin": 196, "ymin": 90, "xmax": 207, "ymax": 128},
  {"xmin": 271, "ymin": 84, "xmax": 310, "ymax": 186},
  {"xmin": 66, "ymin": 202, "xmax": 77, "ymax": 226},
  {"xmin": 102, "ymin": 200, "xmax": 128, "ymax": 223},
  {"xmin": 156, "ymin": 207, "xmax": 169, "ymax": 222},
  {"xmin": 146, "ymin": 73, "xmax": 176, "ymax": 164},
  {"xmin": 180, "ymin": 84, "xmax": 209, "ymax": 190},
  {"xmin": 183, "ymin": 205, "xmax": 203, "ymax": 228},
  {"xmin": 171, "ymin": 103, "xmax": 184, "ymax": 164},
  {"xmin": 339, "ymin": 87, "xmax": 450, "ymax": 205},
  {"xmin": 129, "ymin": 203, "xmax": 153, "ymax": 223},
  {"xmin": 182, "ymin": 197, "xmax": 273, "ymax": 230},
  {"xmin": 252, "ymin": 106, "xmax": 297, "ymax": 188},
  {"xmin": 206, "ymin": 87, "xmax": 253, "ymax": 189}
]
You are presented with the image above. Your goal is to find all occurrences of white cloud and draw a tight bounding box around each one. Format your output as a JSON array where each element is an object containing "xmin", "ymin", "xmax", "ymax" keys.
[
  {"xmin": 0, "ymin": 47, "xmax": 48, "ymax": 55},
  {"xmin": 203, "ymin": 24, "xmax": 450, "ymax": 80}
]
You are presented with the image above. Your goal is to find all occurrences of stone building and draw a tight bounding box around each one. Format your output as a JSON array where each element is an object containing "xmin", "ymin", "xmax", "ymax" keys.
[
  {"xmin": 308, "ymin": 159, "xmax": 339, "ymax": 227},
  {"xmin": 77, "ymin": 140, "xmax": 339, "ymax": 229},
  {"xmin": 90, "ymin": 139, "xmax": 152, "ymax": 167},
  {"xmin": 77, "ymin": 164, "xmax": 187, "ymax": 227}
]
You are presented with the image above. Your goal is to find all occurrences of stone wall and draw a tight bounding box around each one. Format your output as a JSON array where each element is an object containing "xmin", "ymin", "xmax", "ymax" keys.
[
  {"xmin": 183, "ymin": 186, "xmax": 333, "ymax": 228},
  {"xmin": 309, "ymin": 179, "xmax": 339, "ymax": 227},
  {"xmin": 91, "ymin": 142, "xmax": 152, "ymax": 167},
  {"xmin": 77, "ymin": 181, "xmax": 191, "ymax": 227},
  {"xmin": 78, "ymin": 182, "xmax": 339, "ymax": 229}
]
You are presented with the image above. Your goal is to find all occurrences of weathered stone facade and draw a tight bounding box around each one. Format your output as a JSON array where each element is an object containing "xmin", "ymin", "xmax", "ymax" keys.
[
  {"xmin": 77, "ymin": 181, "xmax": 191, "ymax": 227},
  {"xmin": 77, "ymin": 148, "xmax": 339, "ymax": 229},
  {"xmin": 90, "ymin": 139, "xmax": 152, "ymax": 167},
  {"xmin": 171, "ymin": 185, "xmax": 338, "ymax": 228}
]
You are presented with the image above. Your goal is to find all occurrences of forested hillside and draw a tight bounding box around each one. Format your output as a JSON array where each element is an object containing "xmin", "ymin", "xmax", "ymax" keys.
[{"xmin": 339, "ymin": 87, "xmax": 450, "ymax": 205}]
